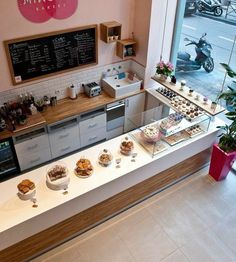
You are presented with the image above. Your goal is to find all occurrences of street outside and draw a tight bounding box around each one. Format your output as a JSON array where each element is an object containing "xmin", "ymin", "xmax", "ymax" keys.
[{"xmin": 175, "ymin": 11, "xmax": 236, "ymax": 103}]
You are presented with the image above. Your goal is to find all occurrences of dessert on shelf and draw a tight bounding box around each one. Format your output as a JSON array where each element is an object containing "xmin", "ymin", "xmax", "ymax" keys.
[
  {"xmin": 74, "ymin": 158, "xmax": 93, "ymax": 178},
  {"xmin": 17, "ymin": 179, "xmax": 36, "ymax": 200},
  {"xmin": 46, "ymin": 162, "xmax": 70, "ymax": 190},
  {"xmin": 98, "ymin": 149, "xmax": 113, "ymax": 167},
  {"xmin": 185, "ymin": 125, "xmax": 203, "ymax": 137},
  {"xmin": 159, "ymin": 112, "xmax": 184, "ymax": 135},
  {"xmin": 120, "ymin": 136, "xmax": 134, "ymax": 155},
  {"xmin": 170, "ymin": 96, "xmax": 204, "ymax": 121},
  {"xmin": 141, "ymin": 125, "xmax": 161, "ymax": 143}
]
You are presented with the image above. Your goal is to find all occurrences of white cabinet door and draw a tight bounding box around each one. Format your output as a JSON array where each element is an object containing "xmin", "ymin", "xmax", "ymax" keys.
[
  {"xmin": 49, "ymin": 124, "xmax": 80, "ymax": 159},
  {"xmin": 80, "ymin": 126, "xmax": 106, "ymax": 148},
  {"xmin": 124, "ymin": 93, "xmax": 145, "ymax": 132},
  {"xmin": 15, "ymin": 133, "xmax": 52, "ymax": 171}
]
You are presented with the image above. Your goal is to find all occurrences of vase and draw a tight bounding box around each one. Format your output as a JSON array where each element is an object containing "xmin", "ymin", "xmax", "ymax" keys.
[
  {"xmin": 209, "ymin": 144, "xmax": 236, "ymax": 181},
  {"xmin": 158, "ymin": 74, "xmax": 167, "ymax": 81}
]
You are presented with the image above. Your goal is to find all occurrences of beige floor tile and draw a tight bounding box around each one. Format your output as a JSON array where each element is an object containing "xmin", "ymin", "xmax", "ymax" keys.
[
  {"xmin": 161, "ymin": 249, "xmax": 190, "ymax": 262},
  {"xmin": 113, "ymin": 210, "xmax": 177, "ymax": 262},
  {"xmin": 212, "ymin": 210, "xmax": 236, "ymax": 254},
  {"xmin": 75, "ymin": 227, "xmax": 136, "ymax": 262},
  {"xmin": 32, "ymin": 248, "xmax": 84, "ymax": 262},
  {"xmin": 147, "ymin": 192, "xmax": 208, "ymax": 247},
  {"xmin": 180, "ymin": 229, "xmax": 236, "ymax": 262}
]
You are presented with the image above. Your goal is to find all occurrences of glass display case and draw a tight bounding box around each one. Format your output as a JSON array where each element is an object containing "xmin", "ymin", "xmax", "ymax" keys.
[{"xmin": 127, "ymin": 106, "xmax": 211, "ymax": 157}]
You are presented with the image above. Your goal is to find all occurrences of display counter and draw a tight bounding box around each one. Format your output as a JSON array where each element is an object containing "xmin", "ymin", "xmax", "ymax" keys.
[{"xmin": 0, "ymin": 103, "xmax": 224, "ymax": 261}]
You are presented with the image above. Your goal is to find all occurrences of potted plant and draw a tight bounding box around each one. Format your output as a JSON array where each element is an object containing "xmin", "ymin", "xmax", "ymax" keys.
[
  {"xmin": 209, "ymin": 64, "xmax": 236, "ymax": 181},
  {"xmin": 219, "ymin": 63, "xmax": 236, "ymax": 111},
  {"xmin": 156, "ymin": 60, "xmax": 174, "ymax": 81},
  {"xmin": 34, "ymin": 98, "xmax": 45, "ymax": 112}
]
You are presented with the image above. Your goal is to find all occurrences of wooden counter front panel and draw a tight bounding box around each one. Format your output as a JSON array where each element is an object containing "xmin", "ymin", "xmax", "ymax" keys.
[{"xmin": 0, "ymin": 148, "xmax": 211, "ymax": 262}]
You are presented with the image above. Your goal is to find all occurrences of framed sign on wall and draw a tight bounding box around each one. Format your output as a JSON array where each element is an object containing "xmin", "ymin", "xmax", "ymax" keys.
[{"xmin": 4, "ymin": 24, "xmax": 98, "ymax": 85}]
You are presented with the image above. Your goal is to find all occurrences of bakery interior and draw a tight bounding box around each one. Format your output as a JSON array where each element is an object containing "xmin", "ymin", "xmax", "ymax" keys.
[{"xmin": 0, "ymin": 0, "xmax": 236, "ymax": 261}]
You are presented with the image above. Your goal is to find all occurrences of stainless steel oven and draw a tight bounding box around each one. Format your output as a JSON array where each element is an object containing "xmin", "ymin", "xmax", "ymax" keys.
[
  {"xmin": 0, "ymin": 137, "xmax": 20, "ymax": 181},
  {"xmin": 106, "ymin": 100, "xmax": 125, "ymax": 139}
]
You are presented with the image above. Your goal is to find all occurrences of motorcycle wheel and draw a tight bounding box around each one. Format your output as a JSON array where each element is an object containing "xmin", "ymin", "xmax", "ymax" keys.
[
  {"xmin": 203, "ymin": 57, "xmax": 214, "ymax": 73},
  {"xmin": 197, "ymin": 2, "xmax": 203, "ymax": 12},
  {"xmin": 214, "ymin": 7, "xmax": 223, "ymax": 16}
]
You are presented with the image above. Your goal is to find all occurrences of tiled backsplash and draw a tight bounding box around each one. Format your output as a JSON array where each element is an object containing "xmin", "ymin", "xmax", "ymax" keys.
[{"xmin": 0, "ymin": 60, "xmax": 145, "ymax": 105}]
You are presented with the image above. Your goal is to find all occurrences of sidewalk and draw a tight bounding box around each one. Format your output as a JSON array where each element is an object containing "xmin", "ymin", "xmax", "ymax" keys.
[{"xmin": 196, "ymin": 8, "xmax": 236, "ymax": 26}]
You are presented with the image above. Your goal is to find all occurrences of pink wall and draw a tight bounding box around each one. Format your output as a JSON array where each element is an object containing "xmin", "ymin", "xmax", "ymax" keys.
[
  {"xmin": 0, "ymin": 0, "xmax": 136, "ymax": 92},
  {"xmin": 133, "ymin": 0, "xmax": 152, "ymax": 67}
]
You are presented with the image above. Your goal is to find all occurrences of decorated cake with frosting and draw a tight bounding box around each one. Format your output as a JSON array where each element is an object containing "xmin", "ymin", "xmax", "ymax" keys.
[{"xmin": 141, "ymin": 125, "xmax": 161, "ymax": 143}]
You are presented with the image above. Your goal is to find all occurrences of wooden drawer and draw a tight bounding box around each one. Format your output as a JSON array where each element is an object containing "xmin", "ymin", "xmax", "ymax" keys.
[
  {"xmin": 80, "ymin": 126, "xmax": 106, "ymax": 148},
  {"xmin": 18, "ymin": 147, "xmax": 52, "ymax": 171},
  {"xmin": 50, "ymin": 139, "xmax": 80, "ymax": 159},
  {"xmin": 80, "ymin": 113, "xmax": 106, "ymax": 135},
  {"xmin": 49, "ymin": 124, "xmax": 80, "ymax": 147},
  {"xmin": 15, "ymin": 134, "xmax": 50, "ymax": 155}
]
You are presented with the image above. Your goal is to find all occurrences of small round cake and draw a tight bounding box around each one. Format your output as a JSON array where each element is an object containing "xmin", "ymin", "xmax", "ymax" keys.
[
  {"xmin": 141, "ymin": 126, "xmax": 161, "ymax": 143},
  {"xmin": 46, "ymin": 162, "xmax": 70, "ymax": 190},
  {"xmin": 17, "ymin": 179, "xmax": 36, "ymax": 200}
]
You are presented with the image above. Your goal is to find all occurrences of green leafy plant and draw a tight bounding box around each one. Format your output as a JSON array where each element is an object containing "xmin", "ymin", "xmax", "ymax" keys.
[{"xmin": 217, "ymin": 63, "xmax": 236, "ymax": 152}]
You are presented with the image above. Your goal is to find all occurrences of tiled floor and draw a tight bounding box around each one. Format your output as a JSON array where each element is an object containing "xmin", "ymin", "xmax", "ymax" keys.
[{"xmin": 32, "ymin": 166, "xmax": 236, "ymax": 262}]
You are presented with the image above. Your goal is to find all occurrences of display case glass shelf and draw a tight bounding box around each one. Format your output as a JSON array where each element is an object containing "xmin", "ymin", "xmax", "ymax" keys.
[{"xmin": 127, "ymin": 106, "xmax": 211, "ymax": 157}]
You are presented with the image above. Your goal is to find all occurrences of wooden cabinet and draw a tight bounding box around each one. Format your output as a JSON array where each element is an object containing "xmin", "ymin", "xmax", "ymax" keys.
[
  {"xmin": 124, "ymin": 93, "xmax": 146, "ymax": 132},
  {"xmin": 100, "ymin": 21, "xmax": 121, "ymax": 43},
  {"xmin": 116, "ymin": 39, "xmax": 136, "ymax": 59},
  {"xmin": 14, "ymin": 127, "xmax": 52, "ymax": 171}
]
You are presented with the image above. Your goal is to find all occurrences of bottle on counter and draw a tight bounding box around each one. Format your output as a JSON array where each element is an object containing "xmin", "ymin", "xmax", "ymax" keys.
[{"xmin": 29, "ymin": 104, "xmax": 38, "ymax": 115}]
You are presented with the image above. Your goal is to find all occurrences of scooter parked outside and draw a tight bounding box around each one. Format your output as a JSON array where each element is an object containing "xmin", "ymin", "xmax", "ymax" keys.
[
  {"xmin": 176, "ymin": 33, "xmax": 214, "ymax": 73},
  {"xmin": 197, "ymin": 0, "xmax": 223, "ymax": 16}
]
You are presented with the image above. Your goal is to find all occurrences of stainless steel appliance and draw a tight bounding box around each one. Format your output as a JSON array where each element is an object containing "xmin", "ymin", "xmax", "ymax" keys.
[
  {"xmin": 106, "ymin": 100, "xmax": 125, "ymax": 139},
  {"xmin": 84, "ymin": 82, "xmax": 101, "ymax": 97},
  {"xmin": 0, "ymin": 137, "xmax": 20, "ymax": 181}
]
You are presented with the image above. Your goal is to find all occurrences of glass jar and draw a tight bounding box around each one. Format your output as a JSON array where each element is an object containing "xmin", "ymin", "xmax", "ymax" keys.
[
  {"xmin": 98, "ymin": 149, "xmax": 113, "ymax": 167},
  {"xmin": 120, "ymin": 136, "xmax": 134, "ymax": 155}
]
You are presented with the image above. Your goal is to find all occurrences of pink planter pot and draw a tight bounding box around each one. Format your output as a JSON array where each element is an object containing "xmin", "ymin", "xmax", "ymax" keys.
[{"xmin": 209, "ymin": 144, "xmax": 236, "ymax": 181}]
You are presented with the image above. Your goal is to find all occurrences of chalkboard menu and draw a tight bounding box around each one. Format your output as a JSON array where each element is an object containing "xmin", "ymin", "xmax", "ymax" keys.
[{"xmin": 4, "ymin": 25, "xmax": 98, "ymax": 85}]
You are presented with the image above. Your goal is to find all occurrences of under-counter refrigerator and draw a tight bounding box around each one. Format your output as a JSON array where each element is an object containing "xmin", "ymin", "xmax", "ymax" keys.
[{"xmin": 0, "ymin": 137, "xmax": 20, "ymax": 181}]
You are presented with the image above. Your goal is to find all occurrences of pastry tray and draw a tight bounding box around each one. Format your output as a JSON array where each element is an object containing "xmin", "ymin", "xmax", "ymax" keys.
[{"xmin": 162, "ymin": 130, "xmax": 190, "ymax": 146}]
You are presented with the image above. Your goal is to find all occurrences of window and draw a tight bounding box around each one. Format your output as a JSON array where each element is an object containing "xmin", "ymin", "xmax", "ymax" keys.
[{"xmin": 171, "ymin": 0, "xmax": 236, "ymax": 104}]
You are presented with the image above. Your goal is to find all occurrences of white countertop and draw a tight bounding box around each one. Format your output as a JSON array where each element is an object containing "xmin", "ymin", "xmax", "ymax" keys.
[{"xmin": 0, "ymin": 113, "xmax": 224, "ymax": 235}]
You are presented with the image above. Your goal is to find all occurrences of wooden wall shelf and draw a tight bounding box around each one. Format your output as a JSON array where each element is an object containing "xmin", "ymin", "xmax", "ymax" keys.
[
  {"xmin": 100, "ymin": 21, "xmax": 121, "ymax": 43},
  {"xmin": 116, "ymin": 39, "xmax": 136, "ymax": 59}
]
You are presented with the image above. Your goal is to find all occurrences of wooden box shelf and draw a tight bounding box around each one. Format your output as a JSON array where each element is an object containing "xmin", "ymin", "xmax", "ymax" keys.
[
  {"xmin": 116, "ymin": 39, "xmax": 136, "ymax": 59},
  {"xmin": 100, "ymin": 21, "xmax": 121, "ymax": 43}
]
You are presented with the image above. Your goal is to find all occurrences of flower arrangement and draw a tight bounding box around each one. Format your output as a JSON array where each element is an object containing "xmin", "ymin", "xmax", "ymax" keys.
[{"xmin": 156, "ymin": 61, "xmax": 174, "ymax": 77}]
